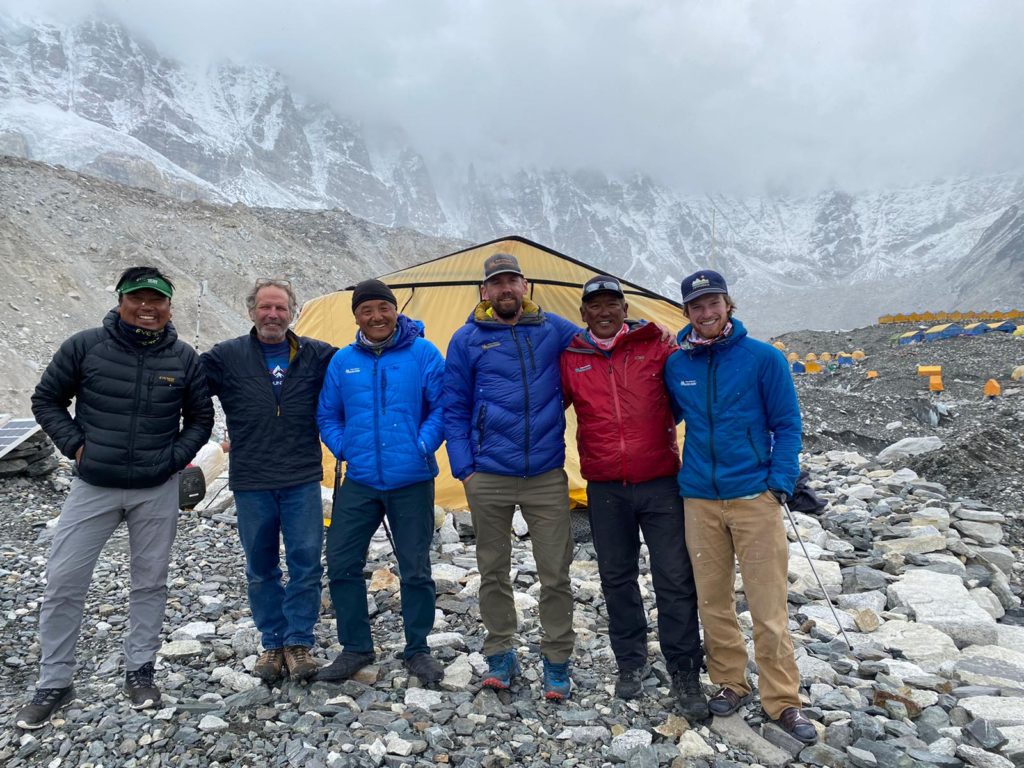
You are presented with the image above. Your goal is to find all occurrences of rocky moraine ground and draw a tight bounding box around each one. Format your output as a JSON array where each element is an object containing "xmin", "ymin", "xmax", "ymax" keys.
[{"xmin": 0, "ymin": 327, "xmax": 1022, "ymax": 768}]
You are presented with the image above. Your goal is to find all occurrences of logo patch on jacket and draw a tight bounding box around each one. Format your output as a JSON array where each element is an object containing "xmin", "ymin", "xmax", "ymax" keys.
[
  {"xmin": 574, "ymin": 364, "xmax": 592, "ymax": 373},
  {"xmin": 481, "ymin": 341, "xmax": 501, "ymax": 350},
  {"xmin": 157, "ymin": 375, "xmax": 176, "ymax": 384},
  {"xmin": 345, "ymin": 368, "xmax": 361, "ymax": 374},
  {"xmin": 679, "ymin": 379, "xmax": 697, "ymax": 386}
]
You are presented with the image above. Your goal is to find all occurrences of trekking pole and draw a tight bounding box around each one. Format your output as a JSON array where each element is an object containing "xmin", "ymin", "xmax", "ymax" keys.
[
  {"xmin": 381, "ymin": 517, "xmax": 399, "ymax": 578},
  {"xmin": 194, "ymin": 280, "xmax": 207, "ymax": 350},
  {"xmin": 782, "ymin": 500, "xmax": 852, "ymax": 649}
]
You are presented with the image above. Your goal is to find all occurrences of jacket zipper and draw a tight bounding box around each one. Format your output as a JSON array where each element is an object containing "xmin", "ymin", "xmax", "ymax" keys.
[
  {"xmin": 526, "ymin": 335, "xmax": 537, "ymax": 372},
  {"xmin": 128, "ymin": 354, "xmax": 144, "ymax": 484},
  {"xmin": 608, "ymin": 360, "xmax": 629, "ymax": 483},
  {"xmin": 511, "ymin": 327, "xmax": 531, "ymax": 476},
  {"xmin": 476, "ymin": 404, "xmax": 487, "ymax": 450},
  {"xmin": 381, "ymin": 367, "xmax": 388, "ymax": 414},
  {"xmin": 747, "ymin": 428, "xmax": 766, "ymax": 465},
  {"xmin": 372, "ymin": 356, "xmax": 384, "ymax": 485},
  {"xmin": 706, "ymin": 350, "xmax": 721, "ymax": 497}
]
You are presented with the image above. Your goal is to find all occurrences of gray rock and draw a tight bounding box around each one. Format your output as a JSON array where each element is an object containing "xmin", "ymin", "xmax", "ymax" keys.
[
  {"xmin": 964, "ymin": 719, "xmax": 1008, "ymax": 750},
  {"xmin": 955, "ymin": 646, "xmax": 1024, "ymax": 689},
  {"xmin": 711, "ymin": 715, "xmax": 793, "ymax": 768},
  {"xmin": 610, "ymin": 729, "xmax": 653, "ymax": 761},
  {"xmin": 952, "ymin": 520, "xmax": 1003, "ymax": 546},
  {"xmin": 955, "ymin": 744, "xmax": 1014, "ymax": 768},
  {"xmin": 871, "ymin": 620, "xmax": 961, "ymax": 671},
  {"xmin": 960, "ymin": 697, "xmax": 1024, "ymax": 727},
  {"xmin": 555, "ymin": 726, "xmax": 611, "ymax": 744},
  {"xmin": 887, "ymin": 570, "xmax": 998, "ymax": 647}
]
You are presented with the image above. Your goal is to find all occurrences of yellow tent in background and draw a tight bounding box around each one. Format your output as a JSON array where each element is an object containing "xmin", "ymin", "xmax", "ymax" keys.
[
  {"xmin": 294, "ymin": 235, "xmax": 687, "ymax": 510},
  {"xmin": 772, "ymin": 340, "xmax": 786, "ymax": 351}
]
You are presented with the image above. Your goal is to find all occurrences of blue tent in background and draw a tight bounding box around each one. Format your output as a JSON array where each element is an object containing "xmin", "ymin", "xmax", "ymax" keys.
[
  {"xmin": 792, "ymin": 361, "xmax": 806, "ymax": 374},
  {"xmin": 962, "ymin": 322, "xmax": 990, "ymax": 336},
  {"xmin": 923, "ymin": 323, "xmax": 965, "ymax": 342},
  {"xmin": 987, "ymin": 321, "xmax": 1017, "ymax": 333},
  {"xmin": 898, "ymin": 330, "xmax": 925, "ymax": 345}
]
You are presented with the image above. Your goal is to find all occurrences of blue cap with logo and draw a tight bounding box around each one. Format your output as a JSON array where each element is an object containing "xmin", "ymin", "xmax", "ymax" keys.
[{"xmin": 680, "ymin": 270, "xmax": 728, "ymax": 304}]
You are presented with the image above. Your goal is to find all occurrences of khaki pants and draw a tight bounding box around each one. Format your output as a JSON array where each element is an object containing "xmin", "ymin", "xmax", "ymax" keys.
[
  {"xmin": 465, "ymin": 469, "xmax": 576, "ymax": 662},
  {"xmin": 684, "ymin": 492, "xmax": 801, "ymax": 718}
]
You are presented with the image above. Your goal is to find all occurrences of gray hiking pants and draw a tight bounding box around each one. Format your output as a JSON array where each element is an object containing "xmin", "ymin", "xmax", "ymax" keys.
[{"xmin": 37, "ymin": 475, "xmax": 179, "ymax": 688}]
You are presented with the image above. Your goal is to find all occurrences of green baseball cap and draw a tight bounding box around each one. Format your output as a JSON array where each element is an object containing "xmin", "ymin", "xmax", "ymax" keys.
[{"xmin": 118, "ymin": 276, "xmax": 174, "ymax": 298}]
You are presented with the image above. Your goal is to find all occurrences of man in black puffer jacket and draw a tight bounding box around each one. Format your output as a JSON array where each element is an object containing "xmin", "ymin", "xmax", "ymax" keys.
[{"xmin": 16, "ymin": 266, "xmax": 213, "ymax": 730}]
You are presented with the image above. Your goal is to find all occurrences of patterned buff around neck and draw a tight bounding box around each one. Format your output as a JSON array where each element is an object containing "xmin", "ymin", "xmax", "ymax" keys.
[
  {"xmin": 117, "ymin": 318, "xmax": 166, "ymax": 347},
  {"xmin": 586, "ymin": 322, "xmax": 629, "ymax": 351},
  {"xmin": 356, "ymin": 328, "xmax": 397, "ymax": 354},
  {"xmin": 688, "ymin": 320, "xmax": 733, "ymax": 347}
]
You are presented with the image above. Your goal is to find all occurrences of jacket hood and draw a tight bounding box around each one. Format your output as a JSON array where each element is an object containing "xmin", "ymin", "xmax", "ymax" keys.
[
  {"xmin": 350, "ymin": 313, "xmax": 424, "ymax": 351},
  {"xmin": 102, "ymin": 308, "xmax": 179, "ymax": 351},
  {"xmin": 469, "ymin": 297, "xmax": 543, "ymax": 327},
  {"xmin": 676, "ymin": 316, "xmax": 747, "ymax": 352}
]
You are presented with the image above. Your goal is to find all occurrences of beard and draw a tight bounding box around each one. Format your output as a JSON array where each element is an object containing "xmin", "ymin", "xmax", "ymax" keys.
[{"xmin": 492, "ymin": 297, "xmax": 522, "ymax": 320}]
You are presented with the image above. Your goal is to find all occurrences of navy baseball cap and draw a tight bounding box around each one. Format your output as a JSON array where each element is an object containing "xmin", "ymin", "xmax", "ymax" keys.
[{"xmin": 680, "ymin": 270, "xmax": 728, "ymax": 304}]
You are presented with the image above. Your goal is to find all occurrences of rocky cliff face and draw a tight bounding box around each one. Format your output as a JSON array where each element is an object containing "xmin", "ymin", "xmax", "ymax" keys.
[{"xmin": 2, "ymin": 15, "xmax": 1023, "ymax": 334}]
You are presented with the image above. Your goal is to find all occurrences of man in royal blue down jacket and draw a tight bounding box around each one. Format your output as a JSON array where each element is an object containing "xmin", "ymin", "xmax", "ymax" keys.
[
  {"xmin": 201, "ymin": 278, "xmax": 335, "ymax": 684},
  {"xmin": 664, "ymin": 269, "xmax": 817, "ymax": 745},
  {"xmin": 443, "ymin": 252, "xmax": 579, "ymax": 700},
  {"xmin": 316, "ymin": 280, "xmax": 446, "ymax": 686}
]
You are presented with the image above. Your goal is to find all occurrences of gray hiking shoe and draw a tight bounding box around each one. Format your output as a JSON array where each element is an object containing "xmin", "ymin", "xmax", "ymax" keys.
[
  {"xmin": 15, "ymin": 686, "xmax": 74, "ymax": 729},
  {"xmin": 124, "ymin": 662, "xmax": 161, "ymax": 710}
]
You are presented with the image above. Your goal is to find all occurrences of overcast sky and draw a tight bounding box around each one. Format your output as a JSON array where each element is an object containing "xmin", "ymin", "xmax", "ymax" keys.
[{"xmin": 7, "ymin": 0, "xmax": 1024, "ymax": 194}]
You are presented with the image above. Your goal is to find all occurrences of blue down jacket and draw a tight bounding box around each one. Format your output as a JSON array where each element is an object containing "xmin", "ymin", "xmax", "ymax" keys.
[
  {"xmin": 443, "ymin": 300, "xmax": 578, "ymax": 480},
  {"xmin": 664, "ymin": 317, "xmax": 802, "ymax": 500},
  {"xmin": 317, "ymin": 315, "xmax": 445, "ymax": 491}
]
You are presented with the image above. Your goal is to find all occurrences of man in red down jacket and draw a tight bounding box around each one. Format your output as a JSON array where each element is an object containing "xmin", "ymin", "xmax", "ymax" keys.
[{"xmin": 560, "ymin": 275, "xmax": 708, "ymax": 719}]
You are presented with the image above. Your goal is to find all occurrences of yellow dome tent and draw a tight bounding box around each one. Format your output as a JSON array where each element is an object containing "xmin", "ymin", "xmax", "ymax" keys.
[
  {"xmin": 983, "ymin": 379, "xmax": 1001, "ymax": 398},
  {"xmin": 1012, "ymin": 365, "xmax": 1024, "ymax": 381},
  {"xmin": 294, "ymin": 235, "xmax": 687, "ymax": 510}
]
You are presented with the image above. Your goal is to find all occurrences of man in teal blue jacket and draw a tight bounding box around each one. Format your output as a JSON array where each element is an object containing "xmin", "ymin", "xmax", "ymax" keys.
[
  {"xmin": 665, "ymin": 270, "xmax": 817, "ymax": 744},
  {"xmin": 316, "ymin": 280, "xmax": 446, "ymax": 685}
]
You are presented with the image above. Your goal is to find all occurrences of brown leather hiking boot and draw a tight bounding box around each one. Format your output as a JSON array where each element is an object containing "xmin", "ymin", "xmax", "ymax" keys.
[
  {"xmin": 253, "ymin": 648, "xmax": 285, "ymax": 682},
  {"xmin": 283, "ymin": 645, "xmax": 318, "ymax": 681}
]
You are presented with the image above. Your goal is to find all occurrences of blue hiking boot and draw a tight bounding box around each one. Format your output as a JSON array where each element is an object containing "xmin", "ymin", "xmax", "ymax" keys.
[
  {"xmin": 481, "ymin": 650, "xmax": 520, "ymax": 690},
  {"xmin": 542, "ymin": 656, "xmax": 572, "ymax": 700}
]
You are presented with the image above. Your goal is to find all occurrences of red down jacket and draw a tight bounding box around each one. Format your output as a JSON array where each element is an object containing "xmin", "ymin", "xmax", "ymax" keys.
[{"xmin": 560, "ymin": 321, "xmax": 680, "ymax": 484}]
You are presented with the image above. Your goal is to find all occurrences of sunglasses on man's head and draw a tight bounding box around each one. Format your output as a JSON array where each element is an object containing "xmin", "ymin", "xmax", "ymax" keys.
[
  {"xmin": 255, "ymin": 278, "xmax": 292, "ymax": 288},
  {"xmin": 583, "ymin": 280, "xmax": 622, "ymax": 296}
]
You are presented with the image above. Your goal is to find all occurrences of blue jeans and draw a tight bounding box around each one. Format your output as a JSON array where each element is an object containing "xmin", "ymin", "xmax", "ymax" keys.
[
  {"xmin": 234, "ymin": 481, "xmax": 324, "ymax": 649},
  {"xmin": 326, "ymin": 477, "xmax": 436, "ymax": 658}
]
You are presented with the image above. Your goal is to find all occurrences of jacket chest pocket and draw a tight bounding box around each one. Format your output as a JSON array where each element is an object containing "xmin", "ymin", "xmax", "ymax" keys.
[{"xmin": 146, "ymin": 373, "xmax": 183, "ymax": 414}]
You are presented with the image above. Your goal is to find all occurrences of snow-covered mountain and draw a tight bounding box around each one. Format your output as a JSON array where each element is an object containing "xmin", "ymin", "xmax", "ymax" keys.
[{"xmin": 2, "ymin": 15, "xmax": 1022, "ymax": 334}]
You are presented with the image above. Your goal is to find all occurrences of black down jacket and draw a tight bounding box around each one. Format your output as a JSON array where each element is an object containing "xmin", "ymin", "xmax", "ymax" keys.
[
  {"xmin": 31, "ymin": 309, "xmax": 214, "ymax": 489},
  {"xmin": 200, "ymin": 328, "xmax": 336, "ymax": 491}
]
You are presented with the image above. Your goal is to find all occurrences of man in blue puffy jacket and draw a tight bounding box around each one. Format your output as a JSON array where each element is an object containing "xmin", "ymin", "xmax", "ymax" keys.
[
  {"xmin": 443, "ymin": 253, "xmax": 579, "ymax": 700},
  {"xmin": 317, "ymin": 280, "xmax": 446, "ymax": 685},
  {"xmin": 665, "ymin": 270, "xmax": 817, "ymax": 744},
  {"xmin": 201, "ymin": 278, "xmax": 335, "ymax": 684}
]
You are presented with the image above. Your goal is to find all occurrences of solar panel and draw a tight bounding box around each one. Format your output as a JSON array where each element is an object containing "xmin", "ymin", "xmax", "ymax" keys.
[{"xmin": 0, "ymin": 418, "xmax": 42, "ymax": 460}]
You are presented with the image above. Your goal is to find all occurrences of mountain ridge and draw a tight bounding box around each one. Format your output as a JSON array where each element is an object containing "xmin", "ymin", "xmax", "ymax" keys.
[{"xmin": 1, "ymin": 14, "xmax": 1023, "ymax": 333}]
